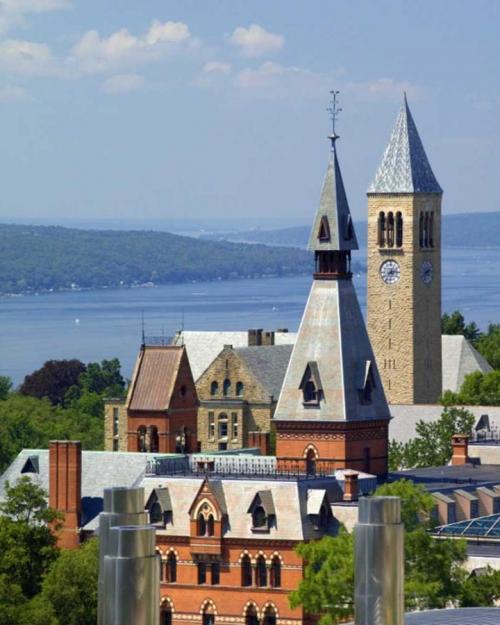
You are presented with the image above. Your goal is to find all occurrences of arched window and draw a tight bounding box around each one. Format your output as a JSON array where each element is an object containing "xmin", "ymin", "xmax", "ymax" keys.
[
  {"xmin": 223, "ymin": 379, "xmax": 231, "ymax": 396},
  {"xmin": 263, "ymin": 605, "xmax": 277, "ymax": 625},
  {"xmin": 157, "ymin": 550, "xmax": 164, "ymax": 581},
  {"xmin": 424, "ymin": 212, "xmax": 430, "ymax": 248},
  {"xmin": 236, "ymin": 381, "xmax": 244, "ymax": 396},
  {"xmin": 149, "ymin": 426, "xmax": 159, "ymax": 453},
  {"xmin": 396, "ymin": 211, "xmax": 403, "ymax": 247},
  {"xmin": 207, "ymin": 514, "xmax": 215, "ymax": 537},
  {"xmin": 378, "ymin": 212, "xmax": 386, "ymax": 247},
  {"xmin": 197, "ymin": 513, "xmax": 207, "ymax": 537},
  {"xmin": 202, "ymin": 604, "xmax": 215, "ymax": 625},
  {"xmin": 162, "ymin": 607, "xmax": 172, "ymax": 625},
  {"xmin": 241, "ymin": 554, "xmax": 252, "ymax": 587},
  {"xmin": 270, "ymin": 556, "xmax": 281, "ymax": 588},
  {"xmin": 255, "ymin": 555, "xmax": 267, "ymax": 587},
  {"xmin": 137, "ymin": 426, "xmax": 147, "ymax": 452},
  {"xmin": 303, "ymin": 380, "xmax": 317, "ymax": 403},
  {"xmin": 419, "ymin": 212, "xmax": 424, "ymax": 248},
  {"xmin": 150, "ymin": 501, "xmax": 163, "ymax": 524},
  {"xmin": 429, "ymin": 212, "xmax": 434, "ymax": 248},
  {"xmin": 386, "ymin": 212, "xmax": 395, "ymax": 247},
  {"xmin": 306, "ymin": 448, "xmax": 317, "ymax": 476},
  {"xmin": 245, "ymin": 605, "xmax": 259, "ymax": 625},
  {"xmin": 166, "ymin": 552, "xmax": 177, "ymax": 583},
  {"xmin": 318, "ymin": 215, "xmax": 330, "ymax": 242},
  {"xmin": 210, "ymin": 381, "xmax": 218, "ymax": 396},
  {"xmin": 252, "ymin": 506, "xmax": 267, "ymax": 529}
]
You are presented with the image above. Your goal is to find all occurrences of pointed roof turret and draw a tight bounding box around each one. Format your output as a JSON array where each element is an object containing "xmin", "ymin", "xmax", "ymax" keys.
[{"xmin": 368, "ymin": 94, "xmax": 442, "ymax": 194}]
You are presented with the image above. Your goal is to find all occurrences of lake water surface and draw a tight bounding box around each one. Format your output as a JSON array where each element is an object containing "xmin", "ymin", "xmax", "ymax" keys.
[{"xmin": 1, "ymin": 246, "xmax": 499, "ymax": 384}]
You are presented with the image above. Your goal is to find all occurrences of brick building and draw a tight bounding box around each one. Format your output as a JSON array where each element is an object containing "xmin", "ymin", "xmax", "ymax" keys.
[{"xmin": 196, "ymin": 344, "xmax": 292, "ymax": 453}]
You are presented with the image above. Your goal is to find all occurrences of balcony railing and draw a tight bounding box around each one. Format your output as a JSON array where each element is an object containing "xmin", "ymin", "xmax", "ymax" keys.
[{"xmin": 470, "ymin": 428, "xmax": 500, "ymax": 445}]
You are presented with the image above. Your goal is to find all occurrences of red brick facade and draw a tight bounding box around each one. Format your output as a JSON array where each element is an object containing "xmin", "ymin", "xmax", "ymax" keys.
[{"xmin": 49, "ymin": 440, "xmax": 82, "ymax": 549}]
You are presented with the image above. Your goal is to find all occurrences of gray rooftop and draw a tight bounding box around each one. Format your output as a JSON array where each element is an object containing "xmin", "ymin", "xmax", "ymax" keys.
[
  {"xmin": 389, "ymin": 464, "xmax": 500, "ymax": 494},
  {"xmin": 234, "ymin": 344, "xmax": 293, "ymax": 399},
  {"xmin": 442, "ymin": 335, "xmax": 493, "ymax": 393},
  {"xmin": 308, "ymin": 146, "xmax": 359, "ymax": 252},
  {"xmin": 347, "ymin": 609, "xmax": 500, "ymax": 625},
  {"xmin": 368, "ymin": 94, "xmax": 442, "ymax": 194}
]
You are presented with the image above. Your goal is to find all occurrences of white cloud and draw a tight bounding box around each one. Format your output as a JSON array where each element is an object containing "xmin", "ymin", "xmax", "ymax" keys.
[
  {"xmin": 346, "ymin": 78, "xmax": 420, "ymax": 101},
  {"xmin": 0, "ymin": 38, "xmax": 56, "ymax": 75},
  {"xmin": 202, "ymin": 61, "xmax": 231, "ymax": 75},
  {"xmin": 234, "ymin": 61, "xmax": 327, "ymax": 99},
  {"xmin": 71, "ymin": 20, "xmax": 193, "ymax": 74},
  {"xmin": 0, "ymin": 0, "xmax": 70, "ymax": 35},
  {"xmin": 102, "ymin": 73, "xmax": 144, "ymax": 94},
  {"xmin": 0, "ymin": 84, "xmax": 28, "ymax": 102},
  {"xmin": 229, "ymin": 24, "xmax": 284, "ymax": 58}
]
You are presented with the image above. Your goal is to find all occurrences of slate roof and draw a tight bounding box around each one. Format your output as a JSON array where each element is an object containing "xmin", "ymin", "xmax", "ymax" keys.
[
  {"xmin": 389, "ymin": 464, "xmax": 500, "ymax": 494},
  {"xmin": 274, "ymin": 279, "xmax": 390, "ymax": 422},
  {"xmin": 348, "ymin": 608, "xmax": 500, "ymax": 625},
  {"xmin": 368, "ymin": 94, "xmax": 442, "ymax": 194},
  {"xmin": 234, "ymin": 345, "xmax": 293, "ymax": 399},
  {"xmin": 127, "ymin": 345, "xmax": 186, "ymax": 412},
  {"xmin": 442, "ymin": 335, "xmax": 493, "ymax": 393},
  {"xmin": 173, "ymin": 331, "xmax": 297, "ymax": 381},
  {"xmin": 307, "ymin": 146, "xmax": 359, "ymax": 252}
]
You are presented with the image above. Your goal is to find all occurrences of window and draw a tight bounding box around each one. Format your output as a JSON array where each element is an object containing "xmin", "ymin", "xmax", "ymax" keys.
[
  {"xmin": 180, "ymin": 385, "xmax": 187, "ymax": 397},
  {"xmin": 208, "ymin": 412, "xmax": 215, "ymax": 439},
  {"xmin": 396, "ymin": 211, "xmax": 403, "ymax": 247},
  {"xmin": 245, "ymin": 605, "xmax": 259, "ymax": 625},
  {"xmin": 231, "ymin": 413, "xmax": 238, "ymax": 439},
  {"xmin": 306, "ymin": 448, "xmax": 317, "ymax": 476},
  {"xmin": 223, "ymin": 379, "xmax": 231, "ymax": 396},
  {"xmin": 149, "ymin": 426, "xmax": 159, "ymax": 453},
  {"xmin": 319, "ymin": 504, "xmax": 329, "ymax": 529},
  {"xmin": 256, "ymin": 555, "xmax": 267, "ymax": 587},
  {"xmin": 158, "ymin": 552, "xmax": 164, "ymax": 581},
  {"xmin": 363, "ymin": 447, "xmax": 371, "ymax": 473},
  {"xmin": 202, "ymin": 606, "xmax": 215, "ymax": 625},
  {"xmin": 113, "ymin": 407, "xmax": 119, "ymax": 435},
  {"xmin": 252, "ymin": 506, "xmax": 267, "ymax": 529},
  {"xmin": 429, "ymin": 212, "xmax": 434, "ymax": 248},
  {"xmin": 270, "ymin": 556, "xmax": 281, "ymax": 588},
  {"xmin": 419, "ymin": 211, "xmax": 424, "ymax": 247},
  {"xmin": 218, "ymin": 414, "xmax": 228, "ymax": 438},
  {"xmin": 150, "ymin": 501, "xmax": 163, "ymax": 524},
  {"xmin": 318, "ymin": 215, "xmax": 330, "ymax": 241},
  {"xmin": 218, "ymin": 442, "xmax": 227, "ymax": 451},
  {"xmin": 113, "ymin": 438, "xmax": 119, "ymax": 451},
  {"xmin": 210, "ymin": 381, "xmax": 218, "ymax": 396},
  {"xmin": 162, "ymin": 608, "xmax": 172, "ymax": 625},
  {"xmin": 303, "ymin": 380, "xmax": 317, "ymax": 403},
  {"xmin": 386, "ymin": 212, "xmax": 395, "ymax": 247},
  {"xmin": 166, "ymin": 552, "xmax": 177, "ymax": 583},
  {"xmin": 137, "ymin": 426, "xmax": 147, "ymax": 453},
  {"xmin": 198, "ymin": 562, "xmax": 207, "ymax": 585},
  {"xmin": 241, "ymin": 555, "xmax": 252, "ymax": 587},
  {"xmin": 263, "ymin": 606, "xmax": 277, "ymax": 625},
  {"xmin": 236, "ymin": 381, "xmax": 244, "ymax": 396},
  {"xmin": 207, "ymin": 514, "xmax": 215, "ymax": 537},
  {"xmin": 378, "ymin": 212, "xmax": 386, "ymax": 247},
  {"xmin": 197, "ymin": 514, "xmax": 207, "ymax": 537},
  {"xmin": 211, "ymin": 562, "xmax": 220, "ymax": 585}
]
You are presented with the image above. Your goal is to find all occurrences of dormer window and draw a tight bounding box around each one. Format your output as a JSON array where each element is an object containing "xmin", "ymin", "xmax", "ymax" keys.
[
  {"xmin": 318, "ymin": 215, "xmax": 330, "ymax": 242},
  {"xmin": 357, "ymin": 360, "xmax": 376, "ymax": 405},
  {"xmin": 145, "ymin": 488, "xmax": 172, "ymax": 528},
  {"xmin": 196, "ymin": 502, "xmax": 217, "ymax": 536},
  {"xmin": 299, "ymin": 362, "xmax": 323, "ymax": 406},
  {"xmin": 307, "ymin": 488, "xmax": 331, "ymax": 530},
  {"xmin": 248, "ymin": 491, "xmax": 275, "ymax": 532},
  {"xmin": 344, "ymin": 215, "xmax": 354, "ymax": 241},
  {"xmin": 252, "ymin": 506, "xmax": 267, "ymax": 529}
]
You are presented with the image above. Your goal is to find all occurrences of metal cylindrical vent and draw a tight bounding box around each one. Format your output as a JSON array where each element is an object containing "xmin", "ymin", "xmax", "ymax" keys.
[
  {"xmin": 104, "ymin": 525, "xmax": 159, "ymax": 625},
  {"xmin": 98, "ymin": 487, "xmax": 148, "ymax": 625},
  {"xmin": 354, "ymin": 496, "xmax": 404, "ymax": 625}
]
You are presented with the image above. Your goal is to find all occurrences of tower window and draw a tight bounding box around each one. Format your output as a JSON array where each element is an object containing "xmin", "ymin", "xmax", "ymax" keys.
[
  {"xmin": 378, "ymin": 212, "xmax": 386, "ymax": 247},
  {"xmin": 270, "ymin": 556, "xmax": 281, "ymax": 588},
  {"xmin": 255, "ymin": 555, "xmax": 267, "ymax": 587},
  {"xmin": 223, "ymin": 379, "xmax": 231, "ymax": 396},
  {"xmin": 396, "ymin": 211, "xmax": 403, "ymax": 247},
  {"xmin": 386, "ymin": 212, "xmax": 395, "ymax": 247},
  {"xmin": 303, "ymin": 380, "xmax": 317, "ymax": 403},
  {"xmin": 210, "ymin": 381, "xmax": 218, "ymax": 396},
  {"xmin": 429, "ymin": 212, "xmax": 434, "ymax": 248},
  {"xmin": 236, "ymin": 381, "xmax": 244, "ymax": 396},
  {"xmin": 241, "ymin": 554, "xmax": 252, "ymax": 587},
  {"xmin": 318, "ymin": 215, "xmax": 330, "ymax": 242}
]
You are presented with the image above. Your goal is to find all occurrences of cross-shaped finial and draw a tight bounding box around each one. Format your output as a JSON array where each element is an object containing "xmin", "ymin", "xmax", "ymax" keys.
[{"xmin": 326, "ymin": 89, "xmax": 342, "ymax": 148}]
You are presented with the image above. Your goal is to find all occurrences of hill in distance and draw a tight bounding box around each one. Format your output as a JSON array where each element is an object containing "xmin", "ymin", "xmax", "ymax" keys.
[
  {"xmin": 201, "ymin": 211, "xmax": 500, "ymax": 249},
  {"xmin": 0, "ymin": 224, "xmax": 314, "ymax": 295}
]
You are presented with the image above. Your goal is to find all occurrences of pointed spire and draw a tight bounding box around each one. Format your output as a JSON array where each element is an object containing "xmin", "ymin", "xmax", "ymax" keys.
[
  {"xmin": 368, "ymin": 94, "xmax": 442, "ymax": 194},
  {"xmin": 308, "ymin": 92, "xmax": 358, "ymax": 252}
]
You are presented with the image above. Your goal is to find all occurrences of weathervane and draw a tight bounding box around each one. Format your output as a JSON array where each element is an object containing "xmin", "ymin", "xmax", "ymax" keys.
[{"xmin": 327, "ymin": 89, "xmax": 342, "ymax": 148}]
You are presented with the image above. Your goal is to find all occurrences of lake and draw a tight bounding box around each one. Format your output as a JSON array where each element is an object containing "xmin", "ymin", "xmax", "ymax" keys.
[{"xmin": 1, "ymin": 246, "xmax": 499, "ymax": 384}]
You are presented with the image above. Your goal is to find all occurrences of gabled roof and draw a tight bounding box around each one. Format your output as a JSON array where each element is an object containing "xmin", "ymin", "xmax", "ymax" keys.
[
  {"xmin": 306, "ymin": 488, "xmax": 328, "ymax": 515},
  {"xmin": 368, "ymin": 94, "xmax": 442, "ymax": 194},
  {"xmin": 145, "ymin": 487, "xmax": 172, "ymax": 512},
  {"xmin": 127, "ymin": 345, "xmax": 193, "ymax": 412},
  {"xmin": 274, "ymin": 279, "xmax": 390, "ymax": 422},
  {"xmin": 188, "ymin": 478, "xmax": 227, "ymax": 517},
  {"xmin": 308, "ymin": 148, "xmax": 358, "ymax": 252},
  {"xmin": 247, "ymin": 490, "xmax": 275, "ymax": 516},
  {"xmin": 442, "ymin": 335, "xmax": 493, "ymax": 393},
  {"xmin": 234, "ymin": 345, "xmax": 293, "ymax": 399}
]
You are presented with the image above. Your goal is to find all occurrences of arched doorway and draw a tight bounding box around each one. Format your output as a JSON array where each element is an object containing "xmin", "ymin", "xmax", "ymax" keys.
[{"xmin": 305, "ymin": 448, "xmax": 317, "ymax": 475}]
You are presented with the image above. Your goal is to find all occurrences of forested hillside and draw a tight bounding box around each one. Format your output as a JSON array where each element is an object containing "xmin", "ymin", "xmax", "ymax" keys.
[{"xmin": 0, "ymin": 224, "xmax": 313, "ymax": 295}]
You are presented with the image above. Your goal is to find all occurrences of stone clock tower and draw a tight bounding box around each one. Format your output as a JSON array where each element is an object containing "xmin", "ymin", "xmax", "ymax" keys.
[{"xmin": 367, "ymin": 95, "xmax": 442, "ymax": 404}]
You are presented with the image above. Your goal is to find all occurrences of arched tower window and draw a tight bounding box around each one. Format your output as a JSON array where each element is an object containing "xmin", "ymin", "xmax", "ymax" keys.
[
  {"xmin": 263, "ymin": 605, "xmax": 277, "ymax": 625},
  {"xmin": 149, "ymin": 426, "xmax": 159, "ymax": 453},
  {"xmin": 378, "ymin": 212, "xmax": 386, "ymax": 247},
  {"xmin": 241, "ymin": 554, "xmax": 252, "ymax": 587},
  {"xmin": 210, "ymin": 381, "xmax": 218, "ymax": 396},
  {"xmin": 162, "ymin": 606, "xmax": 172, "ymax": 625},
  {"xmin": 318, "ymin": 215, "xmax": 330, "ymax": 242},
  {"xmin": 270, "ymin": 556, "xmax": 281, "ymax": 588},
  {"xmin": 429, "ymin": 212, "xmax": 434, "ymax": 248},
  {"xmin": 255, "ymin": 555, "xmax": 267, "ymax": 587},
  {"xmin": 202, "ymin": 603, "xmax": 215, "ymax": 625},
  {"xmin": 386, "ymin": 212, "xmax": 395, "ymax": 247},
  {"xmin": 306, "ymin": 448, "xmax": 317, "ymax": 476},
  {"xmin": 236, "ymin": 381, "xmax": 244, "ymax": 396},
  {"xmin": 137, "ymin": 426, "xmax": 147, "ymax": 452},
  {"xmin": 166, "ymin": 552, "xmax": 177, "ymax": 583},
  {"xmin": 197, "ymin": 513, "xmax": 207, "ymax": 537},
  {"xmin": 395, "ymin": 211, "xmax": 403, "ymax": 247},
  {"xmin": 207, "ymin": 514, "xmax": 215, "ymax": 537},
  {"xmin": 245, "ymin": 605, "xmax": 259, "ymax": 625},
  {"xmin": 424, "ymin": 212, "xmax": 430, "ymax": 248},
  {"xmin": 223, "ymin": 379, "xmax": 231, "ymax": 396}
]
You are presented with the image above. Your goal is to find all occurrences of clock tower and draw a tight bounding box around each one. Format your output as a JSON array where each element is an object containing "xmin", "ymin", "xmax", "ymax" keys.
[{"xmin": 367, "ymin": 95, "xmax": 442, "ymax": 404}]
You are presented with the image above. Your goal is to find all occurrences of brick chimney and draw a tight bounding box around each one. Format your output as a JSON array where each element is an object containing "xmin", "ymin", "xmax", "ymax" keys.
[
  {"xmin": 451, "ymin": 434, "xmax": 469, "ymax": 466},
  {"xmin": 49, "ymin": 441, "xmax": 82, "ymax": 549},
  {"xmin": 343, "ymin": 469, "xmax": 359, "ymax": 502},
  {"xmin": 248, "ymin": 431, "xmax": 270, "ymax": 455}
]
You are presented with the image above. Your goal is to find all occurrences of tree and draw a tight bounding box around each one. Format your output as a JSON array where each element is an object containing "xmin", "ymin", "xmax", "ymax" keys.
[
  {"xmin": 79, "ymin": 358, "xmax": 125, "ymax": 396},
  {"xmin": 20, "ymin": 360, "xmax": 86, "ymax": 405},
  {"xmin": 0, "ymin": 478, "xmax": 60, "ymax": 599},
  {"xmin": 441, "ymin": 311, "xmax": 482, "ymax": 341},
  {"xmin": 457, "ymin": 568, "xmax": 500, "ymax": 607},
  {"xmin": 474, "ymin": 323, "xmax": 500, "ymax": 370},
  {"xmin": 0, "ymin": 377, "xmax": 12, "ymax": 401},
  {"xmin": 457, "ymin": 370, "xmax": 500, "ymax": 405},
  {"xmin": 37, "ymin": 538, "xmax": 99, "ymax": 625},
  {"xmin": 290, "ymin": 529, "xmax": 354, "ymax": 625},
  {"xmin": 389, "ymin": 406, "xmax": 475, "ymax": 470}
]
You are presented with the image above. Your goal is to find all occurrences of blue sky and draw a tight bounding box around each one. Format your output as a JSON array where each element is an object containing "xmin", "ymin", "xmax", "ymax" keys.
[{"xmin": 0, "ymin": 1, "xmax": 498, "ymax": 228}]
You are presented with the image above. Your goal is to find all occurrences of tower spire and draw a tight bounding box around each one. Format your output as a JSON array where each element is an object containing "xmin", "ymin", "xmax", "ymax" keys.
[{"xmin": 326, "ymin": 89, "xmax": 342, "ymax": 149}]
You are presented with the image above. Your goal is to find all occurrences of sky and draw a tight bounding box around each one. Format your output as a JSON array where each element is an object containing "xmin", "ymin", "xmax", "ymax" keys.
[{"xmin": 0, "ymin": 0, "xmax": 499, "ymax": 230}]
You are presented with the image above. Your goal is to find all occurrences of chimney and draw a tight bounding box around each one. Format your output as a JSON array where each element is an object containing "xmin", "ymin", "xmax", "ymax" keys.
[
  {"xmin": 451, "ymin": 434, "xmax": 469, "ymax": 465},
  {"xmin": 49, "ymin": 440, "xmax": 82, "ymax": 549},
  {"xmin": 248, "ymin": 431, "xmax": 270, "ymax": 455},
  {"xmin": 343, "ymin": 469, "xmax": 359, "ymax": 502},
  {"xmin": 354, "ymin": 496, "xmax": 404, "ymax": 625},
  {"xmin": 248, "ymin": 329, "xmax": 263, "ymax": 346}
]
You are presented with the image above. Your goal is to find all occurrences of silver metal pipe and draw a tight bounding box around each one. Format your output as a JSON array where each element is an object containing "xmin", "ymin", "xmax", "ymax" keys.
[
  {"xmin": 354, "ymin": 496, "xmax": 404, "ymax": 625},
  {"xmin": 104, "ymin": 525, "xmax": 159, "ymax": 625},
  {"xmin": 98, "ymin": 487, "xmax": 147, "ymax": 625}
]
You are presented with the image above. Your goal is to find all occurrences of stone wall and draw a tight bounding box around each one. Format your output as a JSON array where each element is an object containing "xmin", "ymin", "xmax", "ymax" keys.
[{"xmin": 104, "ymin": 398, "xmax": 127, "ymax": 451}]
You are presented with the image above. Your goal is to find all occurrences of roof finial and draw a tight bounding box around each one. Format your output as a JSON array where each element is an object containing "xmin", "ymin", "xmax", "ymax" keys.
[{"xmin": 327, "ymin": 89, "xmax": 342, "ymax": 149}]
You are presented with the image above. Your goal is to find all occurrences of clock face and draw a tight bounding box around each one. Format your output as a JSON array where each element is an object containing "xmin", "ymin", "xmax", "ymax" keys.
[
  {"xmin": 420, "ymin": 260, "xmax": 434, "ymax": 284},
  {"xmin": 380, "ymin": 260, "xmax": 401, "ymax": 284}
]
